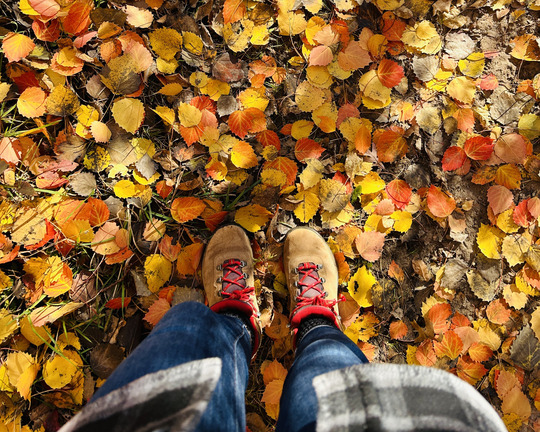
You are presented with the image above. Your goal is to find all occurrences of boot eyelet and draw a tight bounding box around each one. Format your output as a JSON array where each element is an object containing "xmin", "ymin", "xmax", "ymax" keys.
[
  {"xmin": 216, "ymin": 264, "xmax": 223, "ymax": 270},
  {"xmin": 294, "ymin": 281, "xmax": 299, "ymax": 287},
  {"xmin": 321, "ymin": 277, "xmax": 326, "ymax": 283},
  {"xmin": 324, "ymin": 292, "xmax": 328, "ymax": 298},
  {"xmin": 293, "ymin": 267, "xmax": 299, "ymax": 274},
  {"xmin": 317, "ymin": 264, "xmax": 323, "ymax": 269},
  {"xmin": 242, "ymin": 272, "xmax": 248, "ymax": 279},
  {"xmin": 240, "ymin": 260, "xmax": 246, "ymax": 267},
  {"xmin": 217, "ymin": 277, "xmax": 223, "ymax": 283}
]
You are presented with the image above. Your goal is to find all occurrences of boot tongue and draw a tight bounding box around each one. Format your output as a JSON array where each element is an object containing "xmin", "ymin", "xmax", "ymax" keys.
[
  {"xmin": 297, "ymin": 262, "xmax": 323, "ymax": 298},
  {"xmin": 222, "ymin": 259, "xmax": 246, "ymax": 293}
]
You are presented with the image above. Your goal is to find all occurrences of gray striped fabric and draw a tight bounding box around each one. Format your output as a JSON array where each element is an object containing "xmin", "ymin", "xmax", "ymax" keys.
[{"xmin": 313, "ymin": 364, "xmax": 507, "ymax": 432}]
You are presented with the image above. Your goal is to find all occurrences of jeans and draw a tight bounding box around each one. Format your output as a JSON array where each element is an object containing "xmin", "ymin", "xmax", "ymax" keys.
[{"xmin": 92, "ymin": 301, "xmax": 368, "ymax": 432}]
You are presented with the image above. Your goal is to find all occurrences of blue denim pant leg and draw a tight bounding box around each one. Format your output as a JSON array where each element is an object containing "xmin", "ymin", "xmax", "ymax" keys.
[
  {"xmin": 276, "ymin": 325, "xmax": 369, "ymax": 432},
  {"xmin": 91, "ymin": 301, "xmax": 252, "ymax": 432}
]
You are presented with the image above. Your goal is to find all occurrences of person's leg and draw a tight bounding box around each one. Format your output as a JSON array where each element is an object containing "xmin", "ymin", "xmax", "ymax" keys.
[
  {"xmin": 276, "ymin": 319, "xmax": 368, "ymax": 432},
  {"xmin": 91, "ymin": 301, "xmax": 252, "ymax": 431}
]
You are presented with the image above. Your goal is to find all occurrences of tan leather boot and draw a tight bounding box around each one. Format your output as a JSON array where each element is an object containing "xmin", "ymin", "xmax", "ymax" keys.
[
  {"xmin": 202, "ymin": 225, "xmax": 261, "ymax": 358},
  {"xmin": 283, "ymin": 227, "xmax": 344, "ymax": 334}
]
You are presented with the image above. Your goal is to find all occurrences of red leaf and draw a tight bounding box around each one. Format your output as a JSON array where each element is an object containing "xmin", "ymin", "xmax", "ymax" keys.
[
  {"xmin": 426, "ymin": 185, "xmax": 456, "ymax": 218},
  {"xmin": 336, "ymin": 103, "xmax": 359, "ymax": 127},
  {"xmin": 32, "ymin": 19, "xmax": 60, "ymax": 42},
  {"xmin": 171, "ymin": 197, "xmax": 206, "ymax": 223},
  {"xmin": 256, "ymin": 130, "xmax": 281, "ymax": 150},
  {"xmin": 441, "ymin": 146, "xmax": 467, "ymax": 171},
  {"xmin": 294, "ymin": 138, "xmax": 325, "ymax": 162},
  {"xmin": 191, "ymin": 96, "xmax": 217, "ymax": 113},
  {"xmin": 355, "ymin": 231, "xmax": 385, "ymax": 262},
  {"xmin": 479, "ymin": 74, "xmax": 499, "ymax": 90},
  {"xmin": 204, "ymin": 210, "xmax": 228, "ymax": 232},
  {"xmin": 385, "ymin": 179, "xmax": 412, "ymax": 209},
  {"xmin": 463, "ymin": 136, "xmax": 494, "ymax": 161},
  {"xmin": 144, "ymin": 298, "xmax": 171, "ymax": 326},
  {"xmin": 513, "ymin": 199, "xmax": 532, "ymax": 227},
  {"xmin": 180, "ymin": 125, "xmax": 203, "ymax": 146},
  {"xmin": 457, "ymin": 356, "xmax": 487, "ymax": 385},
  {"xmin": 426, "ymin": 303, "xmax": 452, "ymax": 335},
  {"xmin": 487, "ymin": 185, "xmax": 513, "ymax": 215},
  {"xmin": 105, "ymin": 297, "xmax": 131, "ymax": 309},
  {"xmin": 377, "ymin": 59, "xmax": 404, "ymax": 88}
]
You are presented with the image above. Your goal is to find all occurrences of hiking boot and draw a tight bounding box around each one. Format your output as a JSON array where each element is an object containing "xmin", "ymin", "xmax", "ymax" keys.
[
  {"xmin": 202, "ymin": 225, "xmax": 261, "ymax": 357},
  {"xmin": 283, "ymin": 227, "xmax": 344, "ymax": 332}
]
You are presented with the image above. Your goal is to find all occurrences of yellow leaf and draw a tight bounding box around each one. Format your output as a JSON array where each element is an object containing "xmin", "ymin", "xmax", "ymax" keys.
[
  {"xmin": 294, "ymin": 190, "xmax": 319, "ymax": 223},
  {"xmin": 375, "ymin": 0, "xmax": 404, "ymax": 10},
  {"xmin": 156, "ymin": 57, "xmax": 178, "ymax": 74},
  {"xmin": 312, "ymin": 102, "xmax": 337, "ymax": 133},
  {"xmin": 291, "ymin": 120, "xmax": 314, "ymax": 139},
  {"xmin": 177, "ymin": 103, "xmax": 202, "ymax": 128},
  {"xmin": 391, "ymin": 210, "xmax": 413, "ymax": 233},
  {"xmin": 231, "ymin": 140, "xmax": 258, "ymax": 168},
  {"xmin": 518, "ymin": 114, "xmax": 540, "ymax": 140},
  {"xmin": 149, "ymin": 28, "xmax": 183, "ymax": 60},
  {"xmin": 306, "ymin": 65, "xmax": 333, "ymax": 89},
  {"xmin": 29, "ymin": 302, "xmax": 83, "ymax": 327},
  {"xmin": 261, "ymin": 168, "xmax": 287, "ymax": 187},
  {"xmin": 319, "ymin": 179, "xmax": 350, "ymax": 212},
  {"xmin": 200, "ymin": 78, "xmax": 230, "ymax": 101},
  {"xmin": 144, "ymin": 254, "xmax": 172, "ymax": 293},
  {"xmin": 83, "ymin": 146, "xmax": 111, "ymax": 172},
  {"xmin": 359, "ymin": 70, "xmax": 391, "ymax": 106},
  {"xmin": 295, "ymin": 81, "xmax": 328, "ymax": 113},
  {"xmin": 24, "ymin": 256, "xmax": 72, "ymax": 297},
  {"xmin": 458, "ymin": 52, "xmax": 485, "ymax": 78},
  {"xmin": 277, "ymin": 0, "xmax": 307, "ymax": 35},
  {"xmin": 447, "ymin": 76, "xmax": 476, "ymax": 104},
  {"xmin": 347, "ymin": 266, "xmax": 377, "ymax": 308},
  {"xmin": 158, "ymin": 83, "xmax": 183, "ymax": 96},
  {"xmin": 299, "ymin": 158, "xmax": 324, "ymax": 188},
  {"xmin": 61, "ymin": 219, "xmax": 94, "ymax": 243},
  {"xmin": 6, "ymin": 352, "xmax": 39, "ymax": 400},
  {"xmin": 477, "ymin": 224, "xmax": 505, "ymax": 259},
  {"xmin": 0, "ymin": 310, "xmax": 18, "ymax": 343},
  {"xmin": 357, "ymin": 172, "xmax": 385, "ymax": 194},
  {"xmin": 235, "ymin": 204, "xmax": 272, "ymax": 232},
  {"xmin": 153, "ymin": 106, "xmax": 176, "ymax": 126},
  {"xmin": 182, "ymin": 32, "xmax": 203, "ymax": 55},
  {"xmin": 20, "ymin": 315, "xmax": 51, "ymax": 346},
  {"xmin": 46, "ymin": 85, "xmax": 80, "ymax": 117},
  {"xmin": 76, "ymin": 105, "xmax": 99, "ymax": 128},
  {"xmin": 114, "ymin": 179, "xmax": 147, "ymax": 198},
  {"xmin": 0, "ymin": 269, "xmax": 11, "ymax": 291},
  {"xmin": 43, "ymin": 352, "xmax": 78, "ymax": 389},
  {"xmin": 112, "ymin": 98, "xmax": 145, "ymax": 133},
  {"xmin": 237, "ymin": 87, "xmax": 269, "ymax": 111}
]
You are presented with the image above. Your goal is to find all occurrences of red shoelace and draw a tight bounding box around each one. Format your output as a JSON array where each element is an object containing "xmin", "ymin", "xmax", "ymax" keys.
[
  {"xmin": 292, "ymin": 262, "xmax": 343, "ymax": 315},
  {"xmin": 220, "ymin": 259, "xmax": 255, "ymax": 306}
]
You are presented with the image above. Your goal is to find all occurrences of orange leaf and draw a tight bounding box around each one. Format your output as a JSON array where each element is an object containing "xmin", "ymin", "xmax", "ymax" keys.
[
  {"xmin": 373, "ymin": 127, "xmax": 407, "ymax": 163},
  {"xmin": 487, "ymin": 185, "xmax": 513, "ymax": 215},
  {"xmin": 263, "ymin": 157, "xmax": 297, "ymax": 186},
  {"xmin": 171, "ymin": 197, "xmax": 206, "ymax": 223},
  {"xmin": 158, "ymin": 235, "xmax": 181, "ymax": 262},
  {"xmin": 261, "ymin": 379, "xmax": 284, "ymax": 405},
  {"xmin": 223, "ymin": 0, "xmax": 246, "ymax": 24},
  {"xmin": 0, "ymin": 137, "xmax": 23, "ymax": 165},
  {"xmin": 204, "ymin": 210, "xmax": 228, "ymax": 232},
  {"xmin": 380, "ymin": 12, "xmax": 405, "ymax": 41},
  {"xmin": 176, "ymin": 243, "xmax": 204, "ymax": 277},
  {"xmin": 2, "ymin": 32, "xmax": 35, "ymax": 63},
  {"xmin": 468, "ymin": 342, "xmax": 493, "ymax": 362},
  {"xmin": 17, "ymin": 87, "xmax": 47, "ymax": 118},
  {"xmin": 144, "ymin": 298, "xmax": 171, "ymax": 326},
  {"xmin": 415, "ymin": 340, "xmax": 437, "ymax": 366},
  {"xmin": 486, "ymin": 299, "xmax": 511, "ymax": 325},
  {"xmin": 463, "ymin": 136, "xmax": 494, "ymax": 161},
  {"xmin": 377, "ymin": 59, "xmax": 404, "ymax": 88},
  {"xmin": 388, "ymin": 260, "xmax": 404, "ymax": 283},
  {"xmin": 256, "ymin": 130, "xmax": 281, "ymax": 150},
  {"xmin": 494, "ymin": 134, "xmax": 529, "ymax": 165},
  {"xmin": 63, "ymin": 0, "xmax": 92, "ymax": 36},
  {"xmin": 309, "ymin": 45, "xmax": 333, "ymax": 66},
  {"xmin": 262, "ymin": 360, "xmax": 287, "ymax": 385},
  {"xmin": 92, "ymin": 221, "xmax": 121, "ymax": 255},
  {"xmin": 433, "ymin": 330, "xmax": 463, "ymax": 359},
  {"xmin": 495, "ymin": 164, "xmax": 521, "ymax": 190},
  {"xmin": 337, "ymin": 41, "xmax": 371, "ymax": 71},
  {"xmin": 479, "ymin": 74, "xmax": 498, "ymax": 90},
  {"xmin": 354, "ymin": 123, "xmax": 372, "ymax": 154},
  {"xmin": 87, "ymin": 198, "xmax": 110, "ymax": 227},
  {"xmin": 180, "ymin": 125, "xmax": 203, "ymax": 146},
  {"xmin": 389, "ymin": 320, "xmax": 408, "ymax": 339},
  {"xmin": 294, "ymin": 138, "xmax": 324, "ymax": 162},
  {"xmin": 452, "ymin": 108, "xmax": 475, "ymax": 132},
  {"xmin": 385, "ymin": 179, "xmax": 412, "ymax": 210},
  {"xmin": 355, "ymin": 231, "xmax": 385, "ymax": 262},
  {"xmin": 441, "ymin": 146, "xmax": 467, "ymax": 171},
  {"xmin": 231, "ymin": 140, "xmax": 258, "ymax": 168},
  {"xmin": 457, "ymin": 356, "xmax": 487, "ymax": 385},
  {"xmin": 28, "ymin": 0, "xmax": 60, "ymax": 17},
  {"xmin": 426, "ymin": 185, "xmax": 456, "ymax": 218},
  {"xmin": 229, "ymin": 110, "xmax": 253, "ymax": 139},
  {"xmin": 426, "ymin": 303, "xmax": 452, "ymax": 335}
]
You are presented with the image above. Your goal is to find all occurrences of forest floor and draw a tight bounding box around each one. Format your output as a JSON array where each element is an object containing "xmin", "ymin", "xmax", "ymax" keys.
[{"xmin": 0, "ymin": 0, "xmax": 540, "ymax": 430}]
